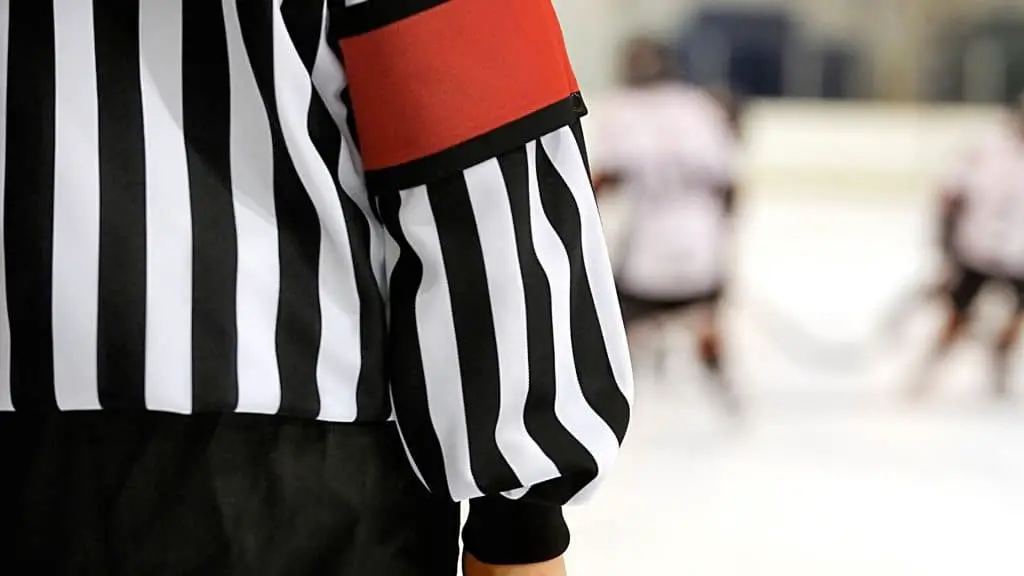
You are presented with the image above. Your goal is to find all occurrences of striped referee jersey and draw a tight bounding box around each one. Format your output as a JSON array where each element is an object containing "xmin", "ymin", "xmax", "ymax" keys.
[{"xmin": 0, "ymin": 0, "xmax": 633, "ymax": 505}]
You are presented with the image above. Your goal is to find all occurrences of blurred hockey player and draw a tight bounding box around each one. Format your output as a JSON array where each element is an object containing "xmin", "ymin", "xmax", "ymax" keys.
[
  {"xmin": 876, "ymin": 148, "xmax": 971, "ymax": 342},
  {"xmin": 909, "ymin": 98, "xmax": 1024, "ymax": 399},
  {"xmin": 592, "ymin": 37, "xmax": 740, "ymax": 413}
]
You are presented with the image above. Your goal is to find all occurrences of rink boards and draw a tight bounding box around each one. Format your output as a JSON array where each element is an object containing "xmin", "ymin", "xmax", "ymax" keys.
[{"xmin": 583, "ymin": 98, "xmax": 1005, "ymax": 198}]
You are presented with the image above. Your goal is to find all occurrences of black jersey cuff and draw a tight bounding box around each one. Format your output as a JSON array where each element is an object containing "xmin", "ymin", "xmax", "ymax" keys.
[{"xmin": 462, "ymin": 495, "xmax": 570, "ymax": 565}]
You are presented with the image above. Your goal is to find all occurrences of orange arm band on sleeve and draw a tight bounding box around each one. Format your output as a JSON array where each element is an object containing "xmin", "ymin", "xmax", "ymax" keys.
[{"xmin": 338, "ymin": 0, "xmax": 580, "ymax": 176}]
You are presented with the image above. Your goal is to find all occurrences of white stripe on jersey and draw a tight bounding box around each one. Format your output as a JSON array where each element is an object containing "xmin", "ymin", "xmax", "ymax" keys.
[
  {"xmin": 222, "ymin": 0, "xmax": 283, "ymax": 414},
  {"xmin": 0, "ymin": 0, "xmax": 11, "ymax": 411},
  {"xmin": 52, "ymin": 1, "xmax": 102, "ymax": 410},
  {"xmin": 140, "ymin": 0, "xmax": 194, "ymax": 413}
]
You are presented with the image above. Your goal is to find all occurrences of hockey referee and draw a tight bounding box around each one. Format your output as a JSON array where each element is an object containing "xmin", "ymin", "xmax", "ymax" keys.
[{"xmin": 0, "ymin": 1, "xmax": 633, "ymax": 575}]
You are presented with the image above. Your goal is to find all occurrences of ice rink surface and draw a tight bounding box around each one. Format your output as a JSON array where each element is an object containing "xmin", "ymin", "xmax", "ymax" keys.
[{"xmin": 563, "ymin": 195, "xmax": 1024, "ymax": 575}]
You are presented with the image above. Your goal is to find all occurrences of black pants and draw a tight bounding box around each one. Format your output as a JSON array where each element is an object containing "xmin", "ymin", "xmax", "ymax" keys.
[
  {"xmin": 0, "ymin": 411, "xmax": 460, "ymax": 576},
  {"xmin": 948, "ymin": 265, "xmax": 1024, "ymax": 315},
  {"xmin": 618, "ymin": 287, "xmax": 724, "ymax": 329}
]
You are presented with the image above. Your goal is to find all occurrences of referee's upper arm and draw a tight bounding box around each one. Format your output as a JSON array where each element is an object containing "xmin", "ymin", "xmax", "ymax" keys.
[
  {"xmin": 326, "ymin": 0, "xmax": 633, "ymax": 517},
  {"xmin": 328, "ymin": 0, "xmax": 586, "ymax": 193}
]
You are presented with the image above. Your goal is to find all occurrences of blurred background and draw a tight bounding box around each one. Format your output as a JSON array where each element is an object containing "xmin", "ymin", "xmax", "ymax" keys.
[
  {"xmin": 548, "ymin": 1, "xmax": 1024, "ymax": 574},
  {"xmin": 556, "ymin": 0, "xmax": 1024, "ymax": 101}
]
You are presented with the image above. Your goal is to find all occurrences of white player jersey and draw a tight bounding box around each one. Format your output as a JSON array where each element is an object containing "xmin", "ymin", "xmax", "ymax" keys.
[
  {"xmin": 946, "ymin": 121, "xmax": 1024, "ymax": 278},
  {"xmin": 592, "ymin": 83, "xmax": 735, "ymax": 299}
]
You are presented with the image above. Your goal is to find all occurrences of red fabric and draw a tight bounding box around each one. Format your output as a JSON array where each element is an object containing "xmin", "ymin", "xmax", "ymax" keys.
[{"xmin": 340, "ymin": 0, "xmax": 579, "ymax": 171}]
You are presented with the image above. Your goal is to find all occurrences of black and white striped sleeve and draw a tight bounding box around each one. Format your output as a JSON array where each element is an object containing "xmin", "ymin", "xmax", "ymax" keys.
[
  {"xmin": 378, "ymin": 121, "xmax": 633, "ymax": 508},
  {"xmin": 329, "ymin": 0, "xmax": 633, "ymax": 509},
  {"xmin": 330, "ymin": 0, "xmax": 633, "ymax": 562}
]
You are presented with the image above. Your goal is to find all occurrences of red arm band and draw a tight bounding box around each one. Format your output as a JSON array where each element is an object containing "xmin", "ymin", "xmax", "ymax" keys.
[{"xmin": 338, "ymin": 0, "xmax": 581, "ymax": 184}]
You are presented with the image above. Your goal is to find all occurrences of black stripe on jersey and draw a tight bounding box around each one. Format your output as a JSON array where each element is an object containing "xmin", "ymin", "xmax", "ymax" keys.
[
  {"xmin": 280, "ymin": 0, "xmax": 323, "ymax": 71},
  {"xmin": 427, "ymin": 176, "xmax": 521, "ymax": 495},
  {"xmin": 3, "ymin": 1, "xmax": 58, "ymax": 410},
  {"xmin": 281, "ymin": 0, "xmax": 388, "ymax": 420},
  {"xmin": 338, "ymin": 86, "xmax": 360, "ymax": 153},
  {"xmin": 328, "ymin": 0, "xmax": 448, "ymax": 39},
  {"xmin": 93, "ymin": 0, "xmax": 148, "ymax": 409},
  {"xmin": 568, "ymin": 120, "xmax": 592, "ymax": 179},
  {"xmin": 536, "ymin": 139, "xmax": 629, "ymax": 444},
  {"xmin": 377, "ymin": 192, "xmax": 451, "ymax": 499},
  {"xmin": 363, "ymin": 94, "xmax": 586, "ymax": 195},
  {"xmin": 237, "ymin": 0, "xmax": 323, "ymax": 418},
  {"xmin": 183, "ymin": 0, "xmax": 239, "ymax": 411},
  {"xmin": 497, "ymin": 147, "xmax": 596, "ymax": 487},
  {"xmin": 344, "ymin": 183, "xmax": 388, "ymax": 420}
]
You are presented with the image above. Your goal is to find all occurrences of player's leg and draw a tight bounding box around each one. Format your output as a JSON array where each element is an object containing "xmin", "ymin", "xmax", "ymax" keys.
[
  {"xmin": 907, "ymin": 267, "xmax": 984, "ymax": 399},
  {"xmin": 696, "ymin": 288, "xmax": 740, "ymax": 414},
  {"xmin": 878, "ymin": 260, "xmax": 958, "ymax": 343},
  {"xmin": 992, "ymin": 280, "xmax": 1024, "ymax": 397},
  {"xmin": 883, "ymin": 197, "xmax": 965, "ymax": 339},
  {"xmin": 935, "ymin": 192, "xmax": 965, "ymax": 297},
  {"xmin": 619, "ymin": 291, "xmax": 669, "ymax": 378}
]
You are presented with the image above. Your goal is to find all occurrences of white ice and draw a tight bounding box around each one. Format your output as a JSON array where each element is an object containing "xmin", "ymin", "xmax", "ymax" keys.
[{"xmin": 563, "ymin": 194, "xmax": 1024, "ymax": 576}]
